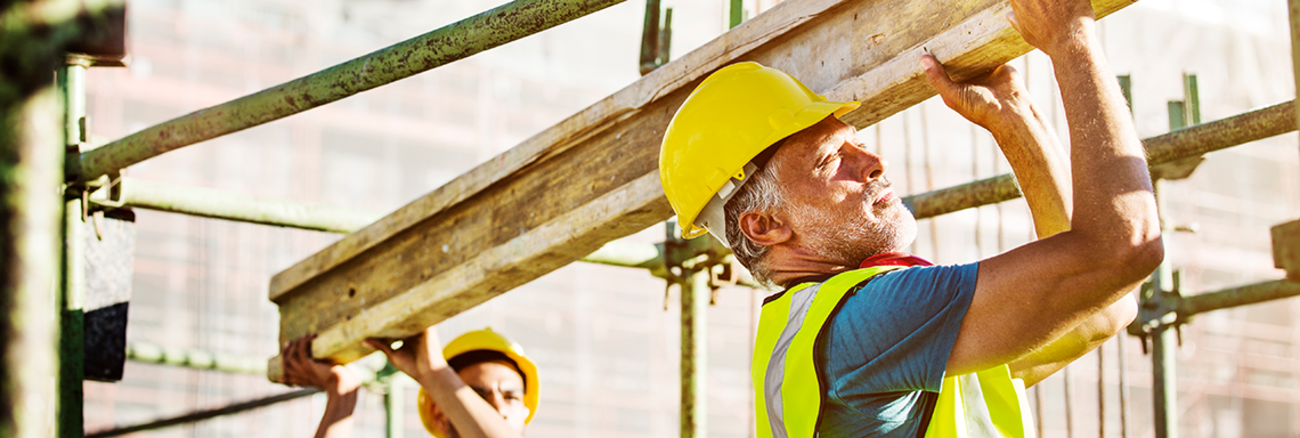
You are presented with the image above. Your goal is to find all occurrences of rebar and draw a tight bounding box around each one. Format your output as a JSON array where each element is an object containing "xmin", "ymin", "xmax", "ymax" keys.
[{"xmin": 74, "ymin": 0, "xmax": 625, "ymax": 183}]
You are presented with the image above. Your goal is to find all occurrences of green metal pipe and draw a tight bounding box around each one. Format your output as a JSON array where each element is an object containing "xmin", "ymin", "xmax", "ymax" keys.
[
  {"xmin": 74, "ymin": 0, "xmax": 625, "ymax": 183},
  {"xmin": 1179, "ymin": 280, "xmax": 1300, "ymax": 316},
  {"xmin": 384, "ymin": 375, "xmax": 405, "ymax": 438},
  {"xmin": 126, "ymin": 341, "xmax": 268, "ymax": 375},
  {"xmin": 581, "ymin": 239, "xmax": 664, "ymax": 269},
  {"xmin": 681, "ymin": 267, "xmax": 709, "ymax": 438},
  {"xmin": 58, "ymin": 62, "xmax": 88, "ymax": 438},
  {"xmin": 84, "ymin": 388, "xmax": 319, "ymax": 438},
  {"xmin": 904, "ymin": 100, "xmax": 1296, "ymax": 219},
  {"xmin": 91, "ymin": 178, "xmax": 381, "ymax": 233}
]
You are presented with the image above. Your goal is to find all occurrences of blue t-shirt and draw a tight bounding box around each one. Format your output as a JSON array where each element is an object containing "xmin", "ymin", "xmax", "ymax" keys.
[{"xmin": 814, "ymin": 263, "xmax": 979, "ymax": 438}]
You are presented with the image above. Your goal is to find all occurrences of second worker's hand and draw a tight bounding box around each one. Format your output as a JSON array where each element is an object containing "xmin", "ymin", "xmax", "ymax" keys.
[
  {"xmin": 366, "ymin": 326, "xmax": 449, "ymax": 383},
  {"xmin": 282, "ymin": 334, "xmax": 360, "ymax": 396}
]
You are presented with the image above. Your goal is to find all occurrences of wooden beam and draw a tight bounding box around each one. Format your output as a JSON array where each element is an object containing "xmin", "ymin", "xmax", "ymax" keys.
[{"xmin": 268, "ymin": 0, "xmax": 1139, "ymax": 374}]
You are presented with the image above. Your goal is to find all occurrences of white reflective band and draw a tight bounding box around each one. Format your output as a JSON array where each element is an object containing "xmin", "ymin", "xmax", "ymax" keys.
[
  {"xmin": 696, "ymin": 162, "xmax": 760, "ymax": 248},
  {"xmin": 763, "ymin": 284, "xmax": 821, "ymax": 438}
]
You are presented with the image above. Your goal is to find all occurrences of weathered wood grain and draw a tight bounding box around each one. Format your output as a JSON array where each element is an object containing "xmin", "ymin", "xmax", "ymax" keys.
[{"xmin": 269, "ymin": 0, "xmax": 1139, "ymax": 374}]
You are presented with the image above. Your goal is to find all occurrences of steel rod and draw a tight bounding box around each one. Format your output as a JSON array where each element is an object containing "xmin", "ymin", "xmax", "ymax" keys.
[
  {"xmin": 93, "ymin": 178, "xmax": 381, "ymax": 233},
  {"xmin": 58, "ymin": 62, "xmax": 88, "ymax": 438},
  {"xmin": 903, "ymin": 100, "xmax": 1296, "ymax": 219},
  {"xmin": 74, "ymin": 0, "xmax": 625, "ymax": 182},
  {"xmin": 681, "ymin": 267, "xmax": 709, "ymax": 438},
  {"xmin": 1179, "ymin": 280, "xmax": 1300, "ymax": 316},
  {"xmin": 84, "ymin": 389, "xmax": 319, "ymax": 437},
  {"xmin": 125, "ymin": 341, "xmax": 267, "ymax": 375},
  {"xmin": 1290, "ymin": 0, "xmax": 1300, "ymax": 182},
  {"xmin": 581, "ymin": 240, "xmax": 663, "ymax": 269}
]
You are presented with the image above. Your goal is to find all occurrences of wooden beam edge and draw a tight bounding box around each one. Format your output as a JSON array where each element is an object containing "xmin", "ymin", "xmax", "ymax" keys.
[
  {"xmin": 267, "ymin": 0, "xmax": 852, "ymax": 300},
  {"xmin": 273, "ymin": 173, "xmax": 669, "ymax": 367}
]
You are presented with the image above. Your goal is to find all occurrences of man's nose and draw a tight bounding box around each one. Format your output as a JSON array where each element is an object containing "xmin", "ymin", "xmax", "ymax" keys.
[{"xmin": 848, "ymin": 144, "xmax": 887, "ymax": 181}]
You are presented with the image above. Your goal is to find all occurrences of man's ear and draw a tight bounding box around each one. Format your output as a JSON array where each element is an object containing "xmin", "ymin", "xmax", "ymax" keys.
[{"xmin": 738, "ymin": 210, "xmax": 792, "ymax": 247}]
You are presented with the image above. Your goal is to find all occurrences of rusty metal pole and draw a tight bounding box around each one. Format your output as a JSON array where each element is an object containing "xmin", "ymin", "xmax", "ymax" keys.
[
  {"xmin": 74, "ymin": 0, "xmax": 626, "ymax": 183},
  {"xmin": 681, "ymin": 266, "xmax": 709, "ymax": 438},
  {"xmin": 1290, "ymin": 0, "xmax": 1300, "ymax": 175}
]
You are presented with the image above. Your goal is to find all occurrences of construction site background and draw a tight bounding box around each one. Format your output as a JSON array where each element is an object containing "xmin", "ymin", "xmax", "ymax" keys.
[{"xmin": 79, "ymin": 0, "xmax": 1299, "ymax": 437}]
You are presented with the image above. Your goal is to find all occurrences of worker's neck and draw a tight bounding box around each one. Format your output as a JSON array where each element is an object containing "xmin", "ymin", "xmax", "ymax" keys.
[{"xmin": 765, "ymin": 244, "xmax": 857, "ymax": 288}]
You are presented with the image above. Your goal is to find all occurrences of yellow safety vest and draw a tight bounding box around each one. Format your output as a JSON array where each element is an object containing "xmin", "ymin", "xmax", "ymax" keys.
[{"xmin": 751, "ymin": 267, "xmax": 1036, "ymax": 438}]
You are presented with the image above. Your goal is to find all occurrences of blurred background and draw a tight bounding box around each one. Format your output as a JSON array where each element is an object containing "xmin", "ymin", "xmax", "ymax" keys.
[{"xmin": 78, "ymin": 0, "xmax": 1299, "ymax": 437}]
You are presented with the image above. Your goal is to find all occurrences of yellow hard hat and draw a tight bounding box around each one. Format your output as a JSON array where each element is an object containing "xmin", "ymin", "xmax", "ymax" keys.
[
  {"xmin": 659, "ymin": 61, "xmax": 859, "ymax": 246},
  {"xmin": 416, "ymin": 328, "xmax": 539, "ymax": 438}
]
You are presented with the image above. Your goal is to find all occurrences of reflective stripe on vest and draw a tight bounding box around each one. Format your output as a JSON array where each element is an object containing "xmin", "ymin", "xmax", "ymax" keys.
[{"xmin": 751, "ymin": 267, "xmax": 1035, "ymax": 438}]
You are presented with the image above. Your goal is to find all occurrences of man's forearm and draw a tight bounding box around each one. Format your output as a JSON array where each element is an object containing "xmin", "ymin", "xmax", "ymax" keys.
[
  {"xmin": 315, "ymin": 387, "xmax": 358, "ymax": 438},
  {"xmin": 989, "ymin": 106, "xmax": 1071, "ymax": 238},
  {"xmin": 990, "ymin": 97, "xmax": 1137, "ymax": 387},
  {"xmin": 418, "ymin": 368, "xmax": 522, "ymax": 438}
]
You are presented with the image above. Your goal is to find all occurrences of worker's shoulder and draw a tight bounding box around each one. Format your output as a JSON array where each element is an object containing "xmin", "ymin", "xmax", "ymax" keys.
[{"xmin": 840, "ymin": 262, "xmax": 980, "ymax": 312}]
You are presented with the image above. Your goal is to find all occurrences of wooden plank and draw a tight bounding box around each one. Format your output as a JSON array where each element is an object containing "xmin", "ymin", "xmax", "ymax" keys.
[{"xmin": 269, "ymin": 0, "xmax": 1138, "ymax": 372}]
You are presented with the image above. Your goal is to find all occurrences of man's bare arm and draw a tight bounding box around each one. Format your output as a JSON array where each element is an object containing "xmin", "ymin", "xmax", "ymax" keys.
[
  {"xmin": 976, "ymin": 88, "xmax": 1137, "ymax": 386},
  {"xmin": 368, "ymin": 329, "xmax": 522, "ymax": 438},
  {"xmin": 941, "ymin": 0, "xmax": 1161, "ymax": 376},
  {"xmin": 921, "ymin": 55, "xmax": 1138, "ymax": 386}
]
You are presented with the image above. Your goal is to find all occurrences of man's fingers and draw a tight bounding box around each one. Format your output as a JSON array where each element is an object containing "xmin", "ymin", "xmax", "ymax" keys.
[
  {"xmin": 919, "ymin": 55, "xmax": 956, "ymax": 92},
  {"xmin": 366, "ymin": 339, "xmax": 394, "ymax": 356}
]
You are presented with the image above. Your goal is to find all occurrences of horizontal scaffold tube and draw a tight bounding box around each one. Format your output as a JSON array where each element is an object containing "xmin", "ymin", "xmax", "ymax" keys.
[
  {"xmin": 74, "ymin": 0, "xmax": 624, "ymax": 182},
  {"xmin": 1180, "ymin": 279, "xmax": 1300, "ymax": 316},
  {"xmin": 126, "ymin": 341, "xmax": 268, "ymax": 375},
  {"xmin": 84, "ymin": 388, "xmax": 319, "ymax": 438},
  {"xmin": 903, "ymin": 100, "xmax": 1296, "ymax": 219},
  {"xmin": 91, "ymin": 178, "xmax": 381, "ymax": 233}
]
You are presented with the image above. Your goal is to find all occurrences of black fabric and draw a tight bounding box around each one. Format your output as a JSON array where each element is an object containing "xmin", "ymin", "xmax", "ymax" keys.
[{"xmin": 447, "ymin": 350, "xmax": 526, "ymax": 391}]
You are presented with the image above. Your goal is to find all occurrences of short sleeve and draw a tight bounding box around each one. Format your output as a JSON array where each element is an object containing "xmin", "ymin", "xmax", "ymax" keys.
[{"xmin": 815, "ymin": 262, "xmax": 979, "ymax": 437}]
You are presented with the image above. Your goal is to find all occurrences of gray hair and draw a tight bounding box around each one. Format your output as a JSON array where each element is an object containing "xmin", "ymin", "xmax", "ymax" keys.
[{"xmin": 723, "ymin": 158, "xmax": 786, "ymax": 289}]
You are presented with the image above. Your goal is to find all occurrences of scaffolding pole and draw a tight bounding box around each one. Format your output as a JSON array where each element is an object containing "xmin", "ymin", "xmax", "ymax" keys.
[
  {"xmin": 905, "ymin": 100, "xmax": 1295, "ymax": 220},
  {"xmin": 90, "ymin": 178, "xmax": 381, "ymax": 234},
  {"xmin": 125, "ymin": 341, "xmax": 268, "ymax": 375},
  {"xmin": 58, "ymin": 61, "xmax": 88, "ymax": 438},
  {"xmin": 73, "ymin": 0, "xmax": 625, "ymax": 183},
  {"xmin": 681, "ymin": 266, "xmax": 709, "ymax": 438},
  {"xmin": 84, "ymin": 389, "xmax": 319, "ymax": 438},
  {"xmin": 1179, "ymin": 280, "xmax": 1300, "ymax": 316}
]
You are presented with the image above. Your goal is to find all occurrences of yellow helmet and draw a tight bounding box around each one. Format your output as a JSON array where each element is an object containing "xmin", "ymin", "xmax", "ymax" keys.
[
  {"xmin": 659, "ymin": 62, "xmax": 859, "ymax": 246},
  {"xmin": 416, "ymin": 328, "xmax": 539, "ymax": 438}
]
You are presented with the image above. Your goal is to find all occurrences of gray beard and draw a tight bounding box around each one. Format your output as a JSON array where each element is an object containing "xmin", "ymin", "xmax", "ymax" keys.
[{"xmin": 792, "ymin": 196, "xmax": 917, "ymax": 267}]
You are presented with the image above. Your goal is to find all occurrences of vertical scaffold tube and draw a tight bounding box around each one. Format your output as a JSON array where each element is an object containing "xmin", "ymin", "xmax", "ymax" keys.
[
  {"xmin": 681, "ymin": 269, "xmax": 709, "ymax": 438},
  {"xmin": 58, "ymin": 61, "xmax": 87, "ymax": 438}
]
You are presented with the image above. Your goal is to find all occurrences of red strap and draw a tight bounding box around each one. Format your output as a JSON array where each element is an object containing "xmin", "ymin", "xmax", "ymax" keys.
[{"xmin": 858, "ymin": 252, "xmax": 934, "ymax": 269}]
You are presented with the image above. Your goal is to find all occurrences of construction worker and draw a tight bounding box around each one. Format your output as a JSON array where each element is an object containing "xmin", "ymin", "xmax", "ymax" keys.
[
  {"xmin": 281, "ymin": 327, "xmax": 537, "ymax": 438},
  {"xmin": 658, "ymin": 0, "xmax": 1161, "ymax": 435}
]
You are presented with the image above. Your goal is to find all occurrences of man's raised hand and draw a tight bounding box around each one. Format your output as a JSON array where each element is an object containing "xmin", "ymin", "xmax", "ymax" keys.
[
  {"xmin": 920, "ymin": 55, "xmax": 1033, "ymax": 133},
  {"xmin": 1008, "ymin": 0, "xmax": 1096, "ymax": 57}
]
